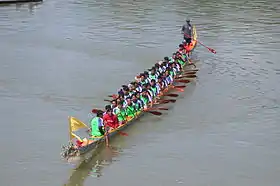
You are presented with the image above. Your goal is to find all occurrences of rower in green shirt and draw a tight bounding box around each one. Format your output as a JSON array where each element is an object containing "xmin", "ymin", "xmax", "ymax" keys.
[
  {"xmin": 113, "ymin": 102, "xmax": 127, "ymax": 125},
  {"xmin": 125, "ymin": 98, "xmax": 137, "ymax": 120},
  {"xmin": 90, "ymin": 111, "xmax": 105, "ymax": 137}
]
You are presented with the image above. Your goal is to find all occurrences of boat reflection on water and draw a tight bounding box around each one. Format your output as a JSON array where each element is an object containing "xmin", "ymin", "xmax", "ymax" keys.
[{"xmin": 64, "ymin": 145, "xmax": 122, "ymax": 186}]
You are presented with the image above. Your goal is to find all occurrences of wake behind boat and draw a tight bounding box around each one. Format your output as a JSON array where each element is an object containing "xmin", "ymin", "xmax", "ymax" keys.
[{"xmin": 61, "ymin": 23, "xmax": 207, "ymax": 160}]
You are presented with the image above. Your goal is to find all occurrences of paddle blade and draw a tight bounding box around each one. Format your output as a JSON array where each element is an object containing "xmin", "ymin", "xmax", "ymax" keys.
[
  {"xmin": 183, "ymin": 71, "xmax": 197, "ymax": 75},
  {"xmin": 158, "ymin": 100, "xmax": 170, "ymax": 104},
  {"xmin": 118, "ymin": 131, "xmax": 128, "ymax": 136},
  {"xmin": 147, "ymin": 110, "xmax": 162, "ymax": 116},
  {"xmin": 108, "ymin": 94, "xmax": 118, "ymax": 98},
  {"xmin": 148, "ymin": 107, "xmax": 169, "ymax": 111},
  {"xmin": 208, "ymin": 48, "xmax": 216, "ymax": 54},
  {"xmin": 165, "ymin": 93, "xmax": 179, "ymax": 97},
  {"xmin": 175, "ymin": 79, "xmax": 191, "ymax": 83},
  {"xmin": 175, "ymin": 88, "xmax": 184, "ymax": 92},
  {"xmin": 174, "ymin": 85, "xmax": 186, "ymax": 88},
  {"xmin": 104, "ymin": 99, "xmax": 111, "ymax": 102},
  {"xmin": 168, "ymin": 99, "xmax": 176, "ymax": 103},
  {"xmin": 178, "ymin": 75, "xmax": 197, "ymax": 79},
  {"xmin": 92, "ymin": 109, "xmax": 100, "ymax": 114},
  {"xmin": 185, "ymin": 69, "xmax": 199, "ymax": 72},
  {"xmin": 156, "ymin": 107, "xmax": 169, "ymax": 111}
]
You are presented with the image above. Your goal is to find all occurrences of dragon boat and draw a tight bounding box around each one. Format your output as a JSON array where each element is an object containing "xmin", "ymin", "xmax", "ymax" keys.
[{"xmin": 61, "ymin": 26, "xmax": 198, "ymax": 160}]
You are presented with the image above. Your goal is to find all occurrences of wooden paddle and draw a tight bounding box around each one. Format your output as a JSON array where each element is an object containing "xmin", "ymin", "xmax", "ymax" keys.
[
  {"xmin": 183, "ymin": 71, "xmax": 197, "ymax": 75},
  {"xmin": 108, "ymin": 94, "xmax": 118, "ymax": 98},
  {"xmin": 118, "ymin": 131, "xmax": 128, "ymax": 136},
  {"xmin": 158, "ymin": 99, "xmax": 177, "ymax": 104},
  {"xmin": 167, "ymin": 99, "xmax": 176, "ymax": 103},
  {"xmin": 174, "ymin": 88, "xmax": 184, "ymax": 92},
  {"xmin": 104, "ymin": 99, "xmax": 112, "ymax": 102},
  {"xmin": 184, "ymin": 69, "xmax": 199, "ymax": 72},
  {"xmin": 173, "ymin": 85, "xmax": 186, "ymax": 88},
  {"xmin": 176, "ymin": 75, "xmax": 197, "ymax": 79},
  {"xmin": 144, "ymin": 110, "xmax": 162, "ymax": 115},
  {"xmin": 148, "ymin": 107, "xmax": 168, "ymax": 111},
  {"xmin": 164, "ymin": 93, "xmax": 179, "ymax": 97},
  {"xmin": 104, "ymin": 123, "xmax": 109, "ymax": 146},
  {"xmin": 92, "ymin": 108, "xmax": 102, "ymax": 114},
  {"xmin": 175, "ymin": 79, "xmax": 191, "ymax": 83},
  {"xmin": 184, "ymin": 33, "xmax": 217, "ymax": 54}
]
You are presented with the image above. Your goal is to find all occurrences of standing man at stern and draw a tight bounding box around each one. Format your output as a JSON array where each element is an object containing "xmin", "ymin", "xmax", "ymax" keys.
[{"xmin": 181, "ymin": 19, "xmax": 192, "ymax": 45}]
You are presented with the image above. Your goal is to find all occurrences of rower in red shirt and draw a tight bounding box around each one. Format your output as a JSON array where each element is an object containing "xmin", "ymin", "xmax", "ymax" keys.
[{"xmin": 103, "ymin": 105, "xmax": 119, "ymax": 129}]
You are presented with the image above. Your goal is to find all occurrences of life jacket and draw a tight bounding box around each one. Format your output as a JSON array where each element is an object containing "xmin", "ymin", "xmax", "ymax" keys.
[
  {"xmin": 140, "ymin": 95, "xmax": 149, "ymax": 106},
  {"xmin": 113, "ymin": 107, "xmax": 126, "ymax": 122},
  {"xmin": 149, "ymin": 74, "xmax": 157, "ymax": 81},
  {"xmin": 132, "ymin": 100, "xmax": 141, "ymax": 111},
  {"xmin": 125, "ymin": 105, "xmax": 136, "ymax": 117}
]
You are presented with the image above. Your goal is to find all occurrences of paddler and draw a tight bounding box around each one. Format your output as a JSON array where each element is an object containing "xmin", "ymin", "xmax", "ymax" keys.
[
  {"xmin": 103, "ymin": 106, "xmax": 119, "ymax": 129},
  {"xmin": 164, "ymin": 68, "xmax": 174, "ymax": 85},
  {"xmin": 135, "ymin": 92, "xmax": 145, "ymax": 109},
  {"xmin": 135, "ymin": 82, "xmax": 143, "ymax": 93},
  {"xmin": 154, "ymin": 63, "xmax": 161, "ymax": 77},
  {"xmin": 181, "ymin": 19, "xmax": 192, "ymax": 45},
  {"xmin": 111, "ymin": 100, "xmax": 117, "ymax": 109},
  {"xmin": 113, "ymin": 102, "xmax": 127, "ymax": 125},
  {"xmin": 140, "ymin": 90, "xmax": 150, "ymax": 109},
  {"xmin": 131, "ymin": 94, "xmax": 142, "ymax": 112},
  {"xmin": 138, "ymin": 73, "xmax": 149, "ymax": 85},
  {"xmin": 90, "ymin": 111, "xmax": 105, "ymax": 137},
  {"xmin": 150, "ymin": 79, "xmax": 160, "ymax": 97},
  {"xmin": 149, "ymin": 67, "xmax": 158, "ymax": 81},
  {"xmin": 122, "ymin": 86, "xmax": 131, "ymax": 100},
  {"xmin": 124, "ymin": 98, "xmax": 137, "ymax": 120}
]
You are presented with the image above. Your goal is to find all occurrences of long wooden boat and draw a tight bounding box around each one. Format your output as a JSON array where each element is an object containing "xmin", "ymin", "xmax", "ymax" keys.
[{"xmin": 61, "ymin": 26, "xmax": 198, "ymax": 160}]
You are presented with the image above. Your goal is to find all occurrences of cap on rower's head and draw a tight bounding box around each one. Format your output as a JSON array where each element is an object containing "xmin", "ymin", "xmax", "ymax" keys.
[
  {"xmin": 186, "ymin": 19, "xmax": 190, "ymax": 22},
  {"xmin": 144, "ymin": 71, "xmax": 149, "ymax": 76}
]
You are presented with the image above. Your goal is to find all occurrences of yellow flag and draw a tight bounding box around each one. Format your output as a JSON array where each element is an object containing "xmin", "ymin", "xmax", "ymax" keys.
[
  {"xmin": 192, "ymin": 25, "xmax": 197, "ymax": 40},
  {"xmin": 69, "ymin": 116, "xmax": 88, "ymax": 132}
]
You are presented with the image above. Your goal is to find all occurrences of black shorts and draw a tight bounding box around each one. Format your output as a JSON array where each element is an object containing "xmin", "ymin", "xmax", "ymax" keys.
[{"xmin": 184, "ymin": 37, "xmax": 191, "ymax": 44}]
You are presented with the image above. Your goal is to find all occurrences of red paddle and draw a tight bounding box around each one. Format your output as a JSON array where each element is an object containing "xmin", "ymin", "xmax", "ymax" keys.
[
  {"xmin": 164, "ymin": 93, "xmax": 179, "ymax": 97},
  {"xmin": 184, "ymin": 33, "xmax": 216, "ymax": 54},
  {"xmin": 173, "ymin": 85, "xmax": 186, "ymax": 88}
]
